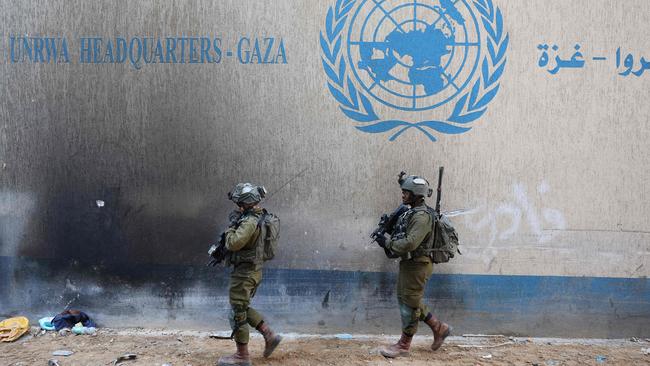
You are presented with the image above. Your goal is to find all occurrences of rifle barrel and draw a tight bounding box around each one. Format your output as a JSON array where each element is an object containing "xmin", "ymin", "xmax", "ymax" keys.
[{"xmin": 435, "ymin": 166, "xmax": 444, "ymax": 213}]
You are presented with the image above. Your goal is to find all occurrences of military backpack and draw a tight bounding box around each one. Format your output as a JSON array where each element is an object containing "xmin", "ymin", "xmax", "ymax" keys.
[
  {"xmin": 402, "ymin": 206, "xmax": 461, "ymax": 263},
  {"xmin": 257, "ymin": 210, "xmax": 280, "ymax": 261},
  {"xmin": 430, "ymin": 212, "xmax": 460, "ymax": 264}
]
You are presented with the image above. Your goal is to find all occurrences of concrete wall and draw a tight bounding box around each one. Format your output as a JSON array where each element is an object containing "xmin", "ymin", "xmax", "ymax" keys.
[{"xmin": 1, "ymin": 0, "xmax": 649, "ymax": 337}]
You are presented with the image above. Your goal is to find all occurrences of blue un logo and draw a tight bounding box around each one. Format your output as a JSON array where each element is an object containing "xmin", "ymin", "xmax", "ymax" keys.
[{"xmin": 320, "ymin": 0, "xmax": 509, "ymax": 141}]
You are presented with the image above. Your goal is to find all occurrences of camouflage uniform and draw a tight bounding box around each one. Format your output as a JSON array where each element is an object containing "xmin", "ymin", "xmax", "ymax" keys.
[
  {"xmin": 225, "ymin": 207, "xmax": 265, "ymax": 344},
  {"xmin": 386, "ymin": 206, "xmax": 434, "ymax": 336},
  {"xmin": 379, "ymin": 174, "xmax": 451, "ymax": 358},
  {"xmin": 217, "ymin": 183, "xmax": 281, "ymax": 366}
]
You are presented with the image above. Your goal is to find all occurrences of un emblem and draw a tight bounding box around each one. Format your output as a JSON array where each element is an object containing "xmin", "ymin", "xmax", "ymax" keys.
[{"xmin": 320, "ymin": 0, "xmax": 509, "ymax": 141}]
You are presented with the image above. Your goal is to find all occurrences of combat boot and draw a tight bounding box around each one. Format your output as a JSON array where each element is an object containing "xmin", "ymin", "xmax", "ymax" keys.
[
  {"xmin": 217, "ymin": 342, "xmax": 251, "ymax": 366},
  {"xmin": 256, "ymin": 321, "xmax": 282, "ymax": 358},
  {"xmin": 380, "ymin": 332, "xmax": 412, "ymax": 358},
  {"xmin": 424, "ymin": 313, "xmax": 451, "ymax": 351}
]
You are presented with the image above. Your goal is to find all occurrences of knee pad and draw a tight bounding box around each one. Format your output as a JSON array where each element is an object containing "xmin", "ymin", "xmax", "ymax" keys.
[
  {"xmin": 229, "ymin": 305, "xmax": 248, "ymax": 330},
  {"xmin": 399, "ymin": 302, "xmax": 419, "ymax": 329}
]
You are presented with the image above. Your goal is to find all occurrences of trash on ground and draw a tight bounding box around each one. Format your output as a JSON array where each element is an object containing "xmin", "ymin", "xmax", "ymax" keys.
[
  {"xmin": 52, "ymin": 310, "xmax": 96, "ymax": 331},
  {"xmin": 462, "ymin": 334, "xmax": 506, "ymax": 338},
  {"xmin": 596, "ymin": 355, "xmax": 607, "ymax": 363},
  {"xmin": 58, "ymin": 328, "xmax": 71, "ymax": 336},
  {"xmin": 457, "ymin": 341, "xmax": 514, "ymax": 348},
  {"xmin": 72, "ymin": 326, "xmax": 97, "ymax": 335},
  {"xmin": 481, "ymin": 354, "xmax": 493, "ymax": 359},
  {"xmin": 39, "ymin": 317, "xmax": 56, "ymax": 331},
  {"xmin": 47, "ymin": 359, "xmax": 60, "ymax": 366},
  {"xmin": 0, "ymin": 316, "xmax": 30, "ymax": 342},
  {"xmin": 545, "ymin": 360, "xmax": 559, "ymax": 366},
  {"xmin": 208, "ymin": 332, "xmax": 232, "ymax": 340},
  {"xmin": 29, "ymin": 326, "xmax": 43, "ymax": 336},
  {"xmin": 335, "ymin": 333, "xmax": 353, "ymax": 340},
  {"xmin": 112, "ymin": 353, "xmax": 137, "ymax": 365},
  {"xmin": 642, "ymin": 347, "xmax": 650, "ymax": 355},
  {"xmin": 52, "ymin": 350, "xmax": 74, "ymax": 357}
]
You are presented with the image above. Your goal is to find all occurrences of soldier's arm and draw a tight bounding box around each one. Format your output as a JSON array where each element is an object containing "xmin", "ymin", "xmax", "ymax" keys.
[
  {"xmin": 228, "ymin": 210, "xmax": 242, "ymax": 226},
  {"xmin": 225, "ymin": 217, "xmax": 257, "ymax": 252},
  {"xmin": 387, "ymin": 211, "xmax": 432, "ymax": 255}
]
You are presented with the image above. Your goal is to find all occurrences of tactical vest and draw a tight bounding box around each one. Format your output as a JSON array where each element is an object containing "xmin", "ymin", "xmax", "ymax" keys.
[
  {"xmin": 228, "ymin": 211, "xmax": 266, "ymax": 266},
  {"xmin": 228, "ymin": 209, "xmax": 280, "ymax": 266},
  {"xmin": 392, "ymin": 205, "xmax": 434, "ymax": 260}
]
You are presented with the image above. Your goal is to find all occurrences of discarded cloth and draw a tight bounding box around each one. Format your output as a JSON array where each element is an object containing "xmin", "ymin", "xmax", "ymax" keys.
[
  {"xmin": 0, "ymin": 316, "xmax": 29, "ymax": 342},
  {"xmin": 52, "ymin": 310, "xmax": 96, "ymax": 331}
]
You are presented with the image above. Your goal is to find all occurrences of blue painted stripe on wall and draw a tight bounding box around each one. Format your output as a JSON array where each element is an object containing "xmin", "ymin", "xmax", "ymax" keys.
[
  {"xmin": 1, "ymin": 256, "xmax": 649, "ymax": 337},
  {"xmin": 256, "ymin": 268, "xmax": 650, "ymax": 321}
]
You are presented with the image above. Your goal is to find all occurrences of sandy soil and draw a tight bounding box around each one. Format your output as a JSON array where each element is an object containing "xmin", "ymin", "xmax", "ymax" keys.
[{"xmin": 2, "ymin": 328, "xmax": 649, "ymax": 366}]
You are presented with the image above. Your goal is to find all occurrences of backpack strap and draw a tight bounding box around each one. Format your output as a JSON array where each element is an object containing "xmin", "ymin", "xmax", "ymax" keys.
[{"xmin": 256, "ymin": 209, "xmax": 268, "ymax": 228}]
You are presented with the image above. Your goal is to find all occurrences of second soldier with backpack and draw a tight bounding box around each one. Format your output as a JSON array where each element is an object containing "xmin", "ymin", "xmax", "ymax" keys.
[{"xmin": 372, "ymin": 172, "xmax": 453, "ymax": 358}]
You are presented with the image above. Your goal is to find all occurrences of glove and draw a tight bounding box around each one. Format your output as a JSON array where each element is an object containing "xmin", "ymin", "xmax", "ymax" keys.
[{"xmin": 375, "ymin": 234, "xmax": 388, "ymax": 249}]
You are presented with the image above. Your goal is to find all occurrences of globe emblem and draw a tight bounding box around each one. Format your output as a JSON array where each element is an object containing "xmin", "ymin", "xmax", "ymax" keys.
[{"xmin": 347, "ymin": 0, "xmax": 482, "ymax": 111}]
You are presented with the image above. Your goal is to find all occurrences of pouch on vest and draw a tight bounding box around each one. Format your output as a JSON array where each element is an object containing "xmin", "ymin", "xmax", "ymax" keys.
[{"xmin": 431, "ymin": 214, "xmax": 461, "ymax": 264}]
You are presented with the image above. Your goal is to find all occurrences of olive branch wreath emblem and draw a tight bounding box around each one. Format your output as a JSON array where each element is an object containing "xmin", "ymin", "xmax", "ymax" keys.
[{"xmin": 320, "ymin": 0, "xmax": 509, "ymax": 141}]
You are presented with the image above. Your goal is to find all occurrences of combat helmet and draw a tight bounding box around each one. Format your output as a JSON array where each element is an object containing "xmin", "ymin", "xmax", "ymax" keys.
[
  {"xmin": 228, "ymin": 183, "xmax": 267, "ymax": 205},
  {"xmin": 398, "ymin": 172, "xmax": 433, "ymax": 198}
]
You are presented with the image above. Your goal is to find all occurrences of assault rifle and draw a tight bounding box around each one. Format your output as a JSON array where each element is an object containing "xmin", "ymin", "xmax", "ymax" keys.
[
  {"xmin": 207, "ymin": 210, "xmax": 242, "ymax": 267},
  {"xmin": 207, "ymin": 232, "xmax": 229, "ymax": 267},
  {"xmin": 370, "ymin": 204, "xmax": 409, "ymax": 259}
]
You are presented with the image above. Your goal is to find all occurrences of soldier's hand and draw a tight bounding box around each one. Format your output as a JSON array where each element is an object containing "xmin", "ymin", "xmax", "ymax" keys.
[
  {"xmin": 374, "ymin": 234, "xmax": 388, "ymax": 248},
  {"xmin": 224, "ymin": 228, "xmax": 235, "ymax": 238}
]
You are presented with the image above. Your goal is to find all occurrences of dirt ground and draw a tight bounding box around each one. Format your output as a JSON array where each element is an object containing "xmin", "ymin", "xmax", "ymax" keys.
[{"xmin": 2, "ymin": 328, "xmax": 649, "ymax": 366}]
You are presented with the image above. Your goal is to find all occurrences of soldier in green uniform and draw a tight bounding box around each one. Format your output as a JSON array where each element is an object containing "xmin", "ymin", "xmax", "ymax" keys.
[
  {"xmin": 217, "ymin": 183, "xmax": 282, "ymax": 366},
  {"xmin": 374, "ymin": 174, "xmax": 452, "ymax": 358}
]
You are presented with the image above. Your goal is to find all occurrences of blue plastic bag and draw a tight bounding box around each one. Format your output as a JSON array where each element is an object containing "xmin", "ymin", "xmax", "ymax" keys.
[{"xmin": 38, "ymin": 317, "xmax": 56, "ymax": 331}]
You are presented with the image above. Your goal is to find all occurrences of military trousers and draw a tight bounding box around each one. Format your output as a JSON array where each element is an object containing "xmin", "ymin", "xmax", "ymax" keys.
[
  {"xmin": 396, "ymin": 258, "xmax": 433, "ymax": 336},
  {"xmin": 229, "ymin": 262, "xmax": 265, "ymax": 344}
]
